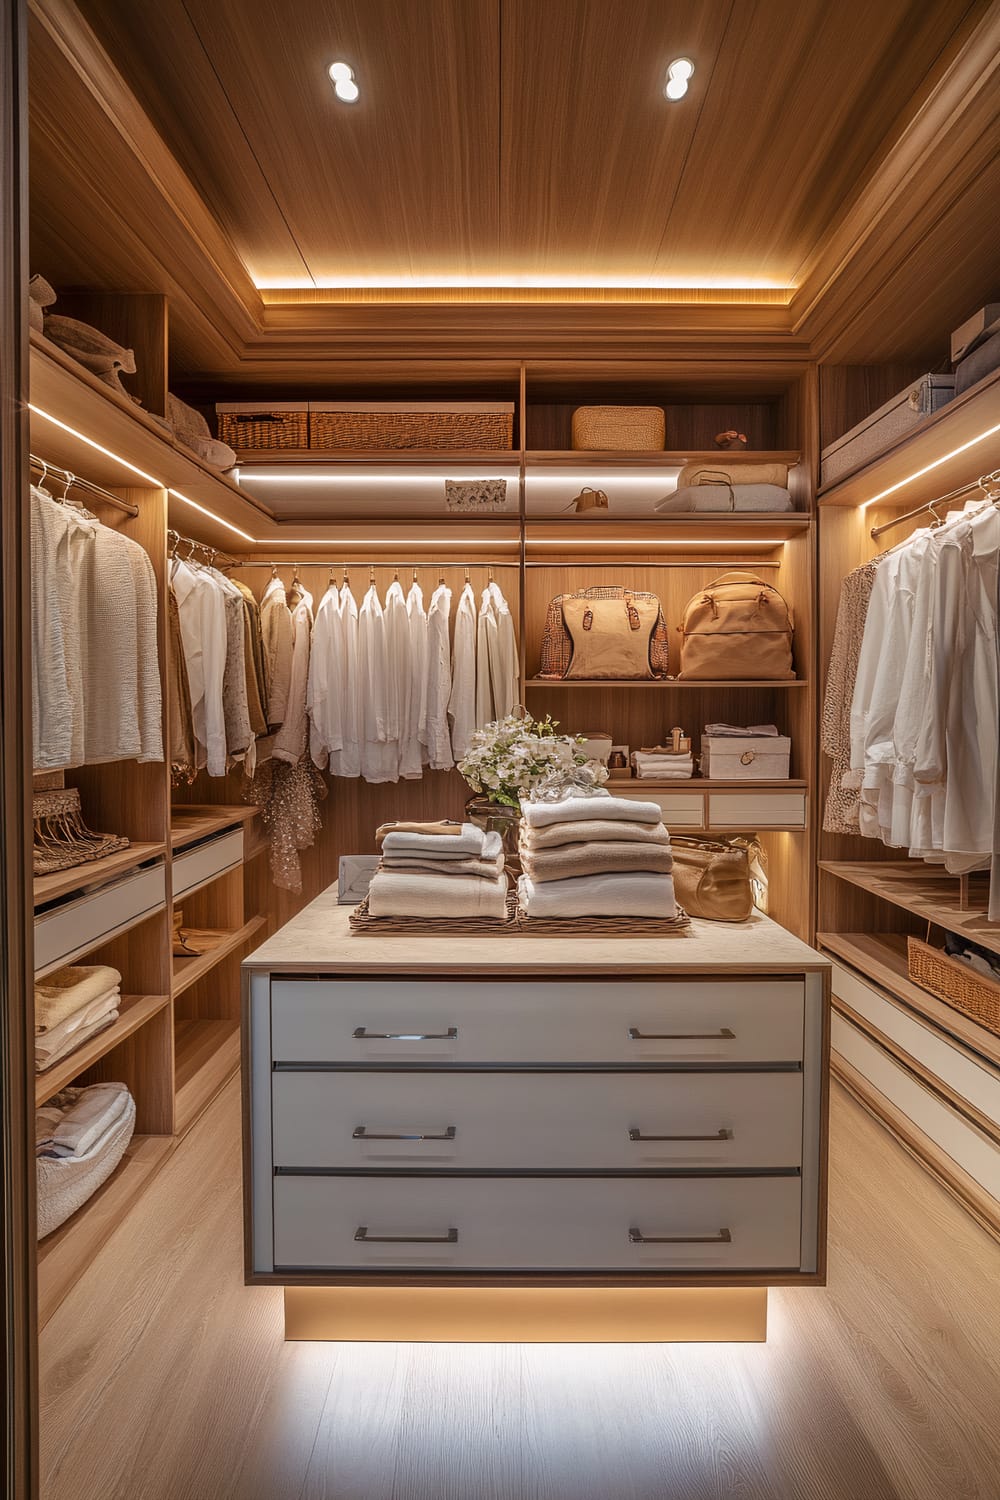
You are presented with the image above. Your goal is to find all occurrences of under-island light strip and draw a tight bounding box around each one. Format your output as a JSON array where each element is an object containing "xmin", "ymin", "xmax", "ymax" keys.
[
  {"xmin": 858, "ymin": 422, "xmax": 1000, "ymax": 511},
  {"xmin": 27, "ymin": 410, "xmax": 786, "ymax": 549}
]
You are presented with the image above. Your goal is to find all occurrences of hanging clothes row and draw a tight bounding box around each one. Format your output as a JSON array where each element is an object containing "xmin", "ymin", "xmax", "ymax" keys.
[
  {"xmin": 31, "ymin": 481, "xmax": 162, "ymax": 772},
  {"xmin": 823, "ymin": 482, "xmax": 1000, "ymax": 917},
  {"xmin": 168, "ymin": 539, "xmax": 268, "ymax": 784},
  {"xmin": 258, "ymin": 570, "xmax": 518, "ymax": 785}
]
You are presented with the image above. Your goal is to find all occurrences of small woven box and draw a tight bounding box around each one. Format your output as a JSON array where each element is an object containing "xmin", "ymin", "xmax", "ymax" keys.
[{"xmin": 571, "ymin": 406, "xmax": 665, "ymax": 451}]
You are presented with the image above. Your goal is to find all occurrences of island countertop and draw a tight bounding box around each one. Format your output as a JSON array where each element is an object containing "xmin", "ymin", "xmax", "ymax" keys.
[{"xmin": 243, "ymin": 885, "xmax": 829, "ymax": 976}]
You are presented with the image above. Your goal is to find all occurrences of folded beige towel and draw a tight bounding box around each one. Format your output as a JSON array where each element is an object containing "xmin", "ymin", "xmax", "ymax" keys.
[
  {"xmin": 518, "ymin": 871, "xmax": 677, "ymax": 918},
  {"xmin": 375, "ymin": 819, "xmax": 463, "ymax": 845},
  {"xmin": 380, "ymin": 849, "xmax": 505, "ymax": 880},
  {"xmin": 520, "ymin": 818, "xmax": 668, "ymax": 850},
  {"xmin": 521, "ymin": 794, "xmax": 663, "ymax": 828},
  {"xmin": 380, "ymin": 823, "xmax": 487, "ymax": 857},
  {"xmin": 36, "ymin": 1004, "xmax": 120, "ymax": 1072},
  {"xmin": 381, "ymin": 831, "xmax": 502, "ymax": 864},
  {"xmin": 35, "ymin": 965, "xmax": 123, "ymax": 1033},
  {"xmin": 522, "ymin": 842, "xmax": 674, "ymax": 883},
  {"xmin": 367, "ymin": 870, "xmax": 509, "ymax": 919}
]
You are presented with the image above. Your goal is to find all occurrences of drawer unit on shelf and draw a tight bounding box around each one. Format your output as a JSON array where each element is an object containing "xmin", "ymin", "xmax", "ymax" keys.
[
  {"xmin": 34, "ymin": 863, "xmax": 166, "ymax": 976},
  {"xmin": 172, "ymin": 827, "xmax": 244, "ymax": 899},
  {"xmin": 829, "ymin": 959, "xmax": 1000, "ymax": 1136},
  {"xmin": 618, "ymin": 788, "xmax": 706, "ymax": 826},
  {"xmin": 272, "ymin": 1174, "xmax": 804, "ymax": 1273},
  {"xmin": 708, "ymin": 790, "xmax": 807, "ymax": 830},
  {"xmin": 271, "ymin": 1070, "xmax": 805, "ymax": 1171},
  {"xmin": 269, "ymin": 977, "xmax": 806, "ymax": 1066}
]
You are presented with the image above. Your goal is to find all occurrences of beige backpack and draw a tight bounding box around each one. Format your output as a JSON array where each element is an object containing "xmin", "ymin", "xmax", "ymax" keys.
[{"xmin": 678, "ymin": 572, "xmax": 794, "ymax": 680}]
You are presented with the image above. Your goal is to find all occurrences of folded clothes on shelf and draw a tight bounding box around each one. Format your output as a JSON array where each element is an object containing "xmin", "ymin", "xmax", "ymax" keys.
[
  {"xmin": 520, "ymin": 840, "xmax": 674, "ymax": 883},
  {"xmin": 520, "ymin": 792, "xmax": 664, "ymax": 828},
  {"xmin": 366, "ymin": 868, "xmax": 509, "ymax": 919},
  {"xmin": 631, "ymin": 751, "xmax": 694, "ymax": 779},
  {"xmin": 703, "ymin": 722, "xmax": 781, "ymax": 737},
  {"xmin": 35, "ymin": 988, "xmax": 121, "ymax": 1073},
  {"xmin": 35, "ymin": 964, "xmax": 122, "ymax": 1033},
  {"xmin": 518, "ymin": 870, "xmax": 676, "ymax": 918},
  {"xmin": 375, "ymin": 819, "xmax": 463, "ymax": 844},
  {"xmin": 524, "ymin": 817, "xmax": 668, "ymax": 850},
  {"xmin": 35, "ymin": 1082, "xmax": 136, "ymax": 1240},
  {"xmin": 378, "ymin": 822, "xmax": 490, "ymax": 856},
  {"xmin": 36, "ymin": 1081, "xmax": 133, "ymax": 1159}
]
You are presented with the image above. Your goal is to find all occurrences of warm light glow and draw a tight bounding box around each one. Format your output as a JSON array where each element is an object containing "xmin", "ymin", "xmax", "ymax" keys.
[
  {"xmin": 28, "ymin": 406, "xmax": 162, "ymax": 486},
  {"xmin": 328, "ymin": 61, "xmax": 353, "ymax": 82},
  {"xmin": 664, "ymin": 77, "xmax": 688, "ymax": 100},
  {"xmin": 335, "ymin": 78, "xmax": 359, "ymax": 103},
  {"xmin": 236, "ymin": 470, "xmax": 517, "ymax": 484},
  {"xmin": 858, "ymin": 423, "xmax": 1000, "ymax": 512},
  {"xmin": 526, "ymin": 538, "xmax": 787, "ymax": 548},
  {"xmin": 168, "ymin": 490, "xmax": 255, "ymax": 542},
  {"xmin": 668, "ymin": 57, "xmax": 695, "ymax": 82},
  {"xmin": 252, "ymin": 274, "xmax": 794, "ymax": 291}
]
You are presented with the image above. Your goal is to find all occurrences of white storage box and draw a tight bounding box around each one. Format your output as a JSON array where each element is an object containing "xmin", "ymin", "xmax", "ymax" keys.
[
  {"xmin": 702, "ymin": 735, "xmax": 790, "ymax": 781},
  {"xmin": 820, "ymin": 374, "xmax": 955, "ymax": 486},
  {"xmin": 952, "ymin": 305, "xmax": 1000, "ymax": 363}
]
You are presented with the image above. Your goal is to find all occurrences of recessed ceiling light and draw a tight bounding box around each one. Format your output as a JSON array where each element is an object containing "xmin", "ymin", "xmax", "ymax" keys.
[
  {"xmin": 664, "ymin": 57, "xmax": 694, "ymax": 100},
  {"xmin": 328, "ymin": 61, "xmax": 359, "ymax": 101}
]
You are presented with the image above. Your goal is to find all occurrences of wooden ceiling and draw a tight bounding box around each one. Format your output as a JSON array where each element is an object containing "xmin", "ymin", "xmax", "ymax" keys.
[{"xmin": 27, "ymin": 0, "xmax": 1000, "ymax": 377}]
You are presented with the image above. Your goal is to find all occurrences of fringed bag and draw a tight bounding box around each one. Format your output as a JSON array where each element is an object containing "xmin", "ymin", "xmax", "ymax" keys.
[{"xmin": 33, "ymin": 789, "xmax": 130, "ymax": 876}]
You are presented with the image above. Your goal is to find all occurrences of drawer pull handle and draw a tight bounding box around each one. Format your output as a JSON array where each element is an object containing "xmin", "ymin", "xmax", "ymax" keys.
[
  {"xmin": 627, "ymin": 1027, "xmax": 735, "ymax": 1042},
  {"xmin": 353, "ymin": 1126, "xmax": 457, "ymax": 1142},
  {"xmin": 628, "ymin": 1127, "xmax": 732, "ymax": 1143},
  {"xmin": 353, "ymin": 1026, "xmax": 458, "ymax": 1042},
  {"xmin": 628, "ymin": 1226, "xmax": 732, "ymax": 1245},
  {"xmin": 354, "ymin": 1226, "xmax": 458, "ymax": 1245}
]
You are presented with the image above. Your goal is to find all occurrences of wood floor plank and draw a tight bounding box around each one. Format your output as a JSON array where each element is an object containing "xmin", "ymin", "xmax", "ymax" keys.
[{"xmin": 39, "ymin": 1077, "xmax": 1000, "ymax": 1500}]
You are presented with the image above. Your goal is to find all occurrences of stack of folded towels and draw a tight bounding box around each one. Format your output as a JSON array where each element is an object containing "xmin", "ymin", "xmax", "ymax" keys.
[
  {"xmin": 517, "ymin": 792, "xmax": 677, "ymax": 918},
  {"xmin": 36, "ymin": 1081, "xmax": 136, "ymax": 1238},
  {"xmin": 367, "ymin": 819, "xmax": 508, "ymax": 918},
  {"xmin": 34, "ymin": 964, "xmax": 122, "ymax": 1074},
  {"xmin": 631, "ymin": 747, "xmax": 695, "ymax": 780}
]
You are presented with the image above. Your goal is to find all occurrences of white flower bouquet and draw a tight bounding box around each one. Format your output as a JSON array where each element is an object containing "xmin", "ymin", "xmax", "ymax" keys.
[{"xmin": 458, "ymin": 711, "xmax": 609, "ymax": 810}]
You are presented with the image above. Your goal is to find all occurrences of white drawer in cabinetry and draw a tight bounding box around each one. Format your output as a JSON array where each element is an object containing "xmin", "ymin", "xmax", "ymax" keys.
[
  {"xmin": 830, "ymin": 960, "xmax": 1000, "ymax": 1133},
  {"xmin": 269, "ymin": 978, "xmax": 806, "ymax": 1066},
  {"xmin": 34, "ymin": 864, "xmax": 165, "ymax": 976},
  {"xmin": 173, "ymin": 828, "xmax": 244, "ymax": 899},
  {"xmin": 271, "ymin": 1071, "xmax": 804, "ymax": 1171},
  {"xmin": 616, "ymin": 787, "xmax": 706, "ymax": 826},
  {"xmin": 272, "ymin": 1175, "xmax": 803, "ymax": 1272},
  {"xmin": 708, "ymin": 791, "xmax": 807, "ymax": 829}
]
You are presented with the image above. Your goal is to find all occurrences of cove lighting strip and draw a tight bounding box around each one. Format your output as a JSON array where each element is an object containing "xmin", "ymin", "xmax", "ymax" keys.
[
  {"xmin": 253, "ymin": 275, "xmax": 793, "ymax": 291},
  {"xmin": 526, "ymin": 538, "xmax": 787, "ymax": 548},
  {"xmin": 859, "ymin": 422, "xmax": 1000, "ymax": 511}
]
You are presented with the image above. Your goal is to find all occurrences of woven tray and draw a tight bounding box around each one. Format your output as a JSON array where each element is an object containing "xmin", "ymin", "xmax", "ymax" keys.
[
  {"xmin": 350, "ymin": 893, "xmax": 691, "ymax": 937},
  {"xmin": 907, "ymin": 936, "xmax": 1000, "ymax": 1037}
]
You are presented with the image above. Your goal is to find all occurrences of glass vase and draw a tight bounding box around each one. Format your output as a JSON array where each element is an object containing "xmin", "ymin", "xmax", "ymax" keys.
[{"xmin": 464, "ymin": 795, "xmax": 521, "ymax": 872}]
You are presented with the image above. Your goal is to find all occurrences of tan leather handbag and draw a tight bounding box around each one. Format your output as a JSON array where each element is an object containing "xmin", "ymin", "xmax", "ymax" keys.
[
  {"xmin": 538, "ymin": 586, "xmax": 671, "ymax": 679},
  {"xmin": 670, "ymin": 836, "xmax": 753, "ymax": 922},
  {"xmin": 562, "ymin": 593, "xmax": 660, "ymax": 679},
  {"xmin": 678, "ymin": 571, "xmax": 794, "ymax": 680}
]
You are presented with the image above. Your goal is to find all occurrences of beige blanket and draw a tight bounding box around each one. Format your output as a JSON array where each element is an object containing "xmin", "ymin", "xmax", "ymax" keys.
[
  {"xmin": 380, "ymin": 850, "xmax": 505, "ymax": 880},
  {"xmin": 35, "ymin": 965, "xmax": 123, "ymax": 1032},
  {"xmin": 36, "ymin": 994, "xmax": 120, "ymax": 1072},
  {"xmin": 518, "ymin": 871, "xmax": 676, "ymax": 918},
  {"xmin": 367, "ymin": 870, "xmax": 509, "ymax": 918},
  {"xmin": 520, "ymin": 794, "xmax": 664, "ymax": 828},
  {"xmin": 521, "ymin": 818, "xmax": 667, "ymax": 850},
  {"xmin": 522, "ymin": 842, "xmax": 673, "ymax": 883}
]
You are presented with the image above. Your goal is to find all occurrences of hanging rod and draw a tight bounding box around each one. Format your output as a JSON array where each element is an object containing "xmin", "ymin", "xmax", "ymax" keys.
[
  {"xmin": 30, "ymin": 454, "xmax": 140, "ymax": 518},
  {"xmin": 167, "ymin": 528, "xmax": 239, "ymax": 568},
  {"xmin": 869, "ymin": 469, "xmax": 1000, "ymax": 540},
  {"xmin": 220, "ymin": 559, "xmax": 520, "ymax": 570}
]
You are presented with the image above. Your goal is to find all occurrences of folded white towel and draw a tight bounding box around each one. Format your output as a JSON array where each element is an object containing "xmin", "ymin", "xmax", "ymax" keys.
[
  {"xmin": 518, "ymin": 871, "xmax": 677, "ymax": 918},
  {"xmin": 36, "ymin": 1082, "xmax": 132, "ymax": 1159},
  {"xmin": 521, "ymin": 818, "xmax": 669, "ymax": 849},
  {"xmin": 703, "ymin": 723, "xmax": 780, "ymax": 738},
  {"xmin": 367, "ymin": 869, "xmax": 508, "ymax": 919},
  {"xmin": 35, "ymin": 988, "xmax": 120, "ymax": 1070},
  {"xmin": 521, "ymin": 794, "xmax": 663, "ymax": 828},
  {"xmin": 380, "ymin": 822, "xmax": 487, "ymax": 856},
  {"xmin": 36, "ymin": 1008, "xmax": 120, "ymax": 1073}
]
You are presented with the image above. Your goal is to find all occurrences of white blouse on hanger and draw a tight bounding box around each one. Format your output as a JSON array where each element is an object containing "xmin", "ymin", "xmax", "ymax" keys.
[
  {"xmin": 358, "ymin": 583, "xmax": 396, "ymax": 783},
  {"xmin": 399, "ymin": 581, "xmax": 428, "ymax": 779},
  {"xmin": 424, "ymin": 582, "xmax": 454, "ymax": 771},
  {"xmin": 475, "ymin": 586, "xmax": 496, "ymax": 730},
  {"xmin": 487, "ymin": 579, "xmax": 519, "ymax": 719},
  {"xmin": 336, "ymin": 583, "xmax": 361, "ymax": 778},
  {"xmin": 307, "ymin": 585, "xmax": 341, "ymax": 772},
  {"xmin": 448, "ymin": 582, "xmax": 477, "ymax": 758},
  {"xmin": 171, "ymin": 556, "xmax": 228, "ymax": 777},
  {"xmin": 383, "ymin": 580, "xmax": 411, "ymax": 780}
]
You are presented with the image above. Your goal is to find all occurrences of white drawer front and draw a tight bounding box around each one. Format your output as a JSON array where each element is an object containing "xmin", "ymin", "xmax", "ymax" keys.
[
  {"xmin": 708, "ymin": 791, "xmax": 807, "ymax": 829},
  {"xmin": 270, "ymin": 979, "xmax": 805, "ymax": 1066},
  {"xmin": 173, "ymin": 828, "xmax": 244, "ymax": 899},
  {"xmin": 272, "ymin": 1175, "xmax": 802, "ymax": 1272},
  {"xmin": 616, "ymin": 787, "xmax": 706, "ymax": 826},
  {"xmin": 34, "ymin": 864, "xmax": 166, "ymax": 975},
  {"xmin": 831, "ymin": 961, "xmax": 1000, "ymax": 1131},
  {"xmin": 271, "ymin": 1071, "xmax": 804, "ymax": 1171}
]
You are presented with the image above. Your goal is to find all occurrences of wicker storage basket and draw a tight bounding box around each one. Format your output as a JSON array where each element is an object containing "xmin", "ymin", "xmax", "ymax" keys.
[
  {"xmin": 907, "ymin": 936, "xmax": 1000, "ymax": 1037},
  {"xmin": 571, "ymin": 406, "xmax": 665, "ymax": 451},
  {"xmin": 310, "ymin": 402, "xmax": 514, "ymax": 451},
  {"xmin": 216, "ymin": 403, "xmax": 308, "ymax": 450}
]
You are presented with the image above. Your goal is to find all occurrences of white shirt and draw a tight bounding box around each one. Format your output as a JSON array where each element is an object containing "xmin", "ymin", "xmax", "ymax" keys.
[
  {"xmin": 383, "ymin": 580, "xmax": 411, "ymax": 779},
  {"xmin": 358, "ymin": 583, "xmax": 396, "ymax": 783},
  {"xmin": 307, "ymin": 585, "xmax": 341, "ymax": 770},
  {"xmin": 424, "ymin": 583, "xmax": 454, "ymax": 770},
  {"xmin": 336, "ymin": 584, "xmax": 361, "ymax": 778},
  {"xmin": 487, "ymin": 581, "xmax": 519, "ymax": 719},
  {"xmin": 172, "ymin": 558, "xmax": 228, "ymax": 776},
  {"xmin": 274, "ymin": 589, "xmax": 314, "ymax": 765},
  {"xmin": 448, "ymin": 582, "xmax": 477, "ymax": 758},
  {"xmin": 399, "ymin": 582, "xmax": 428, "ymax": 779},
  {"xmin": 476, "ymin": 587, "xmax": 496, "ymax": 730}
]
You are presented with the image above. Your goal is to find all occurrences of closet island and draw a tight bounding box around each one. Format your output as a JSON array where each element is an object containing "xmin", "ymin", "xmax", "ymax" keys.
[{"xmin": 242, "ymin": 892, "xmax": 830, "ymax": 1342}]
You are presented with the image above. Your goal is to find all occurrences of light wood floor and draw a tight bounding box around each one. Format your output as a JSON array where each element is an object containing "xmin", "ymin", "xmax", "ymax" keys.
[{"xmin": 39, "ymin": 1076, "xmax": 1000, "ymax": 1500}]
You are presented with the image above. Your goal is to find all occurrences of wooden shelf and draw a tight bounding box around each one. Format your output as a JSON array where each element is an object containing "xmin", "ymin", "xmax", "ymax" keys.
[
  {"xmin": 34, "ymin": 994, "xmax": 170, "ymax": 1106},
  {"xmin": 526, "ymin": 678, "xmax": 809, "ymax": 689},
  {"xmin": 234, "ymin": 448, "xmax": 520, "ymax": 467},
  {"xmin": 170, "ymin": 804, "xmax": 258, "ymax": 852},
  {"xmin": 173, "ymin": 1018, "xmax": 241, "ymax": 1136},
  {"xmin": 37, "ymin": 1132, "xmax": 174, "ymax": 1327},
  {"xmin": 526, "ymin": 450, "xmax": 802, "ymax": 468},
  {"xmin": 33, "ymin": 841, "xmax": 165, "ymax": 908},
  {"xmin": 818, "ymin": 365, "xmax": 1000, "ymax": 509},
  {"xmin": 171, "ymin": 916, "xmax": 266, "ymax": 998},
  {"xmin": 820, "ymin": 861, "xmax": 1000, "ymax": 954},
  {"xmin": 523, "ymin": 516, "xmax": 810, "ymax": 549},
  {"xmin": 818, "ymin": 931, "xmax": 1000, "ymax": 1072},
  {"xmin": 618, "ymin": 777, "xmax": 808, "ymax": 790}
]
